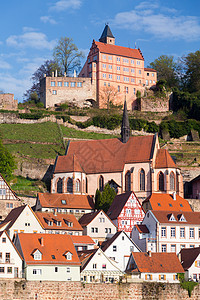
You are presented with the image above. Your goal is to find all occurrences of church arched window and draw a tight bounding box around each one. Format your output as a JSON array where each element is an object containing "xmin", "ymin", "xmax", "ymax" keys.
[
  {"xmin": 170, "ymin": 172, "xmax": 175, "ymax": 190},
  {"xmin": 57, "ymin": 178, "xmax": 63, "ymax": 193},
  {"xmin": 125, "ymin": 171, "xmax": 131, "ymax": 191},
  {"xmin": 67, "ymin": 178, "xmax": 73, "ymax": 193},
  {"xmin": 158, "ymin": 172, "xmax": 164, "ymax": 191},
  {"xmin": 139, "ymin": 169, "xmax": 145, "ymax": 191},
  {"xmin": 75, "ymin": 179, "xmax": 80, "ymax": 192},
  {"xmin": 99, "ymin": 175, "xmax": 104, "ymax": 192}
]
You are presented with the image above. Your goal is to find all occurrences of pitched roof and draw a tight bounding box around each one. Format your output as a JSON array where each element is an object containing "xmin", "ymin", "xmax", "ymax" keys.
[
  {"xmin": 71, "ymin": 235, "xmax": 95, "ymax": 245},
  {"xmin": 17, "ymin": 233, "xmax": 80, "ymax": 265},
  {"xmin": 35, "ymin": 212, "xmax": 83, "ymax": 231},
  {"xmin": 99, "ymin": 24, "xmax": 114, "ymax": 40},
  {"xmin": 94, "ymin": 41, "xmax": 144, "ymax": 60},
  {"xmin": 151, "ymin": 210, "xmax": 200, "ymax": 225},
  {"xmin": 0, "ymin": 205, "xmax": 26, "ymax": 231},
  {"xmin": 143, "ymin": 193, "xmax": 192, "ymax": 212},
  {"xmin": 107, "ymin": 191, "xmax": 144, "ymax": 220},
  {"xmin": 144, "ymin": 68, "xmax": 157, "ymax": 72},
  {"xmin": 55, "ymin": 135, "xmax": 155, "ymax": 174},
  {"xmin": 78, "ymin": 249, "xmax": 98, "ymax": 271},
  {"xmin": 78, "ymin": 211, "xmax": 101, "ymax": 227},
  {"xmin": 180, "ymin": 247, "xmax": 200, "ymax": 270},
  {"xmin": 37, "ymin": 193, "xmax": 95, "ymax": 210},
  {"xmin": 130, "ymin": 252, "xmax": 184, "ymax": 273},
  {"xmin": 135, "ymin": 224, "xmax": 149, "ymax": 234},
  {"xmin": 0, "ymin": 230, "xmax": 23, "ymax": 260},
  {"xmin": 155, "ymin": 149, "xmax": 176, "ymax": 169}
]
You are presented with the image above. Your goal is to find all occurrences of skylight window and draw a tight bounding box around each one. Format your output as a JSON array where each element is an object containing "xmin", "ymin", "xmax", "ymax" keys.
[
  {"xmin": 61, "ymin": 200, "xmax": 66, "ymax": 205},
  {"xmin": 52, "ymin": 255, "xmax": 56, "ymax": 259},
  {"xmin": 157, "ymin": 203, "xmax": 161, "ymax": 207},
  {"xmin": 180, "ymin": 204, "xmax": 183, "ymax": 207},
  {"xmin": 169, "ymin": 203, "xmax": 172, "ymax": 207}
]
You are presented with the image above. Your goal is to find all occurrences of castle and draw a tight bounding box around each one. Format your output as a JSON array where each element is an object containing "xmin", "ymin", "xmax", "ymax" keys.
[{"xmin": 40, "ymin": 25, "xmax": 157, "ymax": 110}]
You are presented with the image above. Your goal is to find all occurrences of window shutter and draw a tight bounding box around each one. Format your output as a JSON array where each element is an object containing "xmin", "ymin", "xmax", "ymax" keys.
[
  {"xmin": 164, "ymin": 275, "xmax": 166, "ymax": 280},
  {"xmin": 159, "ymin": 275, "xmax": 161, "ymax": 280},
  {"xmin": 150, "ymin": 274, "xmax": 152, "ymax": 280},
  {"xmin": 173, "ymin": 275, "xmax": 175, "ymax": 280},
  {"xmin": 145, "ymin": 274, "xmax": 147, "ymax": 280},
  {"xmin": 195, "ymin": 261, "xmax": 197, "ymax": 267}
]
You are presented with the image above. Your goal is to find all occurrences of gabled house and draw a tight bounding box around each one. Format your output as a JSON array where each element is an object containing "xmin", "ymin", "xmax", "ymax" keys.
[
  {"xmin": 131, "ymin": 210, "xmax": 200, "ymax": 254},
  {"xmin": 35, "ymin": 192, "xmax": 95, "ymax": 219},
  {"xmin": 0, "ymin": 231, "xmax": 23, "ymax": 278},
  {"xmin": 78, "ymin": 210, "xmax": 117, "ymax": 244},
  {"xmin": 35, "ymin": 211, "xmax": 83, "ymax": 235},
  {"xmin": 126, "ymin": 252, "xmax": 184, "ymax": 282},
  {"xmin": 78, "ymin": 247, "xmax": 124, "ymax": 283},
  {"xmin": 0, "ymin": 173, "xmax": 22, "ymax": 221},
  {"xmin": 142, "ymin": 193, "xmax": 192, "ymax": 213},
  {"xmin": 107, "ymin": 191, "xmax": 145, "ymax": 236},
  {"xmin": 71, "ymin": 235, "xmax": 95, "ymax": 251},
  {"xmin": 180, "ymin": 247, "xmax": 200, "ymax": 281},
  {"xmin": 0, "ymin": 205, "xmax": 44, "ymax": 240},
  {"xmin": 101, "ymin": 231, "xmax": 141, "ymax": 271},
  {"xmin": 14, "ymin": 233, "xmax": 81, "ymax": 281}
]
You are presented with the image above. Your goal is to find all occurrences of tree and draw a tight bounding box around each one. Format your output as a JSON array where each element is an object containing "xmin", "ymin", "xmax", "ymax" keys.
[
  {"xmin": 95, "ymin": 189, "xmax": 102, "ymax": 210},
  {"xmin": 179, "ymin": 50, "xmax": 200, "ymax": 93},
  {"xmin": 53, "ymin": 37, "xmax": 84, "ymax": 75},
  {"xmin": 99, "ymin": 86, "xmax": 119, "ymax": 110},
  {"xmin": 148, "ymin": 55, "xmax": 179, "ymax": 88},
  {"xmin": 0, "ymin": 140, "xmax": 16, "ymax": 181},
  {"xmin": 24, "ymin": 60, "xmax": 61, "ymax": 101},
  {"xmin": 95, "ymin": 184, "xmax": 116, "ymax": 212}
]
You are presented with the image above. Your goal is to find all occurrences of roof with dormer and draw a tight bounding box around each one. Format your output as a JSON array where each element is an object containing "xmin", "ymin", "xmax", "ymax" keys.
[
  {"xmin": 151, "ymin": 210, "xmax": 200, "ymax": 225},
  {"xmin": 17, "ymin": 233, "xmax": 81, "ymax": 265},
  {"xmin": 54, "ymin": 135, "xmax": 156, "ymax": 175}
]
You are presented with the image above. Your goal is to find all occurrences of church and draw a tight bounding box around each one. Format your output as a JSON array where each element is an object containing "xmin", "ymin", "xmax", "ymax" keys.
[{"xmin": 51, "ymin": 101, "xmax": 183, "ymax": 201}]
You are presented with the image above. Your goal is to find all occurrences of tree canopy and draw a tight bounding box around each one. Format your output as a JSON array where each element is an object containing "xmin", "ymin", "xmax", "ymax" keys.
[
  {"xmin": 0, "ymin": 140, "xmax": 16, "ymax": 181},
  {"xmin": 95, "ymin": 183, "xmax": 116, "ymax": 212},
  {"xmin": 53, "ymin": 37, "xmax": 84, "ymax": 75}
]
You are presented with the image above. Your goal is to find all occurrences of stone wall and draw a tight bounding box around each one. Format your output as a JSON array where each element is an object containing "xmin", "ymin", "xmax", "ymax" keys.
[
  {"xmin": 0, "ymin": 94, "xmax": 18, "ymax": 110},
  {"xmin": 0, "ymin": 279, "xmax": 199, "ymax": 300},
  {"xmin": 140, "ymin": 96, "xmax": 169, "ymax": 112}
]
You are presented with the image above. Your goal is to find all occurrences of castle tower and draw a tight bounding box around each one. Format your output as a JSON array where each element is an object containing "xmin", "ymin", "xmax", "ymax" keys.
[
  {"xmin": 121, "ymin": 99, "xmax": 130, "ymax": 143},
  {"xmin": 99, "ymin": 24, "xmax": 115, "ymax": 45}
]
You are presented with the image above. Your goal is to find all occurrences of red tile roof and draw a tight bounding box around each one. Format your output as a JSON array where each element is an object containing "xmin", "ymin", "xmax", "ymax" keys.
[
  {"xmin": 78, "ymin": 249, "xmax": 98, "ymax": 271},
  {"xmin": 79, "ymin": 211, "xmax": 101, "ymax": 227},
  {"xmin": 17, "ymin": 233, "xmax": 81, "ymax": 265},
  {"xmin": 155, "ymin": 149, "xmax": 176, "ymax": 169},
  {"xmin": 143, "ymin": 193, "xmax": 192, "ymax": 212},
  {"xmin": 35, "ymin": 212, "xmax": 83, "ymax": 232},
  {"xmin": 151, "ymin": 210, "xmax": 200, "ymax": 225},
  {"xmin": 130, "ymin": 252, "xmax": 184, "ymax": 273},
  {"xmin": 37, "ymin": 193, "xmax": 95, "ymax": 210},
  {"xmin": 94, "ymin": 41, "xmax": 144, "ymax": 60},
  {"xmin": 144, "ymin": 68, "xmax": 157, "ymax": 72},
  {"xmin": 71, "ymin": 235, "xmax": 95, "ymax": 245},
  {"xmin": 55, "ymin": 135, "xmax": 155, "ymax": 174},
  {"xmin": 135, "ymin": 224, "xmax": 149, "ymax": 234},
  {"xmin": 180, "ymin": 247, "xmax": 200, "ymax": 270}
]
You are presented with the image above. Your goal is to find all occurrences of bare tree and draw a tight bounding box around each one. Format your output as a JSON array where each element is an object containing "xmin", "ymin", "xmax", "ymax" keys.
[{"xmin": 99, "ymin": 85, "xmax": 119, "ymax": 110}]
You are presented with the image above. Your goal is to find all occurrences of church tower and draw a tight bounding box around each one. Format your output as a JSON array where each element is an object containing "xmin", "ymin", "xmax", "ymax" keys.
[
  {"xmin": 121, "ymin": 99, "xmax": 130, "ymax": 143},
  {"xmin": 99, "ymin": 24, "xmax": 115, "ymax": 45}
]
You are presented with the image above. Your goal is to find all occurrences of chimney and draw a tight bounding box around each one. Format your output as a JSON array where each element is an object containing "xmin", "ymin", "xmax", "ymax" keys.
[
  {"xmin": 52, "ymin": 71, "xmax": 54, "ymax": 77},
  {"xmin": 55, "ymin": 69, "xmax": 58, "ymax": 77},
  {"xmin": 147, "ymin": 251, "xmax": 152, "ymax": 257},
  {"xmin": 173, "ymin": 192, "xmax": 176, "ymax": 200},
  {"xmin": 39, "ymin": 237, "xmax": 44, "ymax": 246}
]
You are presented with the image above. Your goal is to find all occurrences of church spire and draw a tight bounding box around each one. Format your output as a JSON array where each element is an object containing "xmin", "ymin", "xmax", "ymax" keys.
[
  {"xmin": 99, "ymin": 24, "xmax": 115, "ymax": 45},
  {"xmin": 121, "ymin": 99, "xmax": 130, "ymax": 143}
]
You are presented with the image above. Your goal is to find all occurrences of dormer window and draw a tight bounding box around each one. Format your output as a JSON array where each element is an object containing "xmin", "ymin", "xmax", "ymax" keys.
[
  {"xmin": 178, "ymin": 214, "xmax": 186, "ymax": 222},
  {"xmin": 57, "ymin": 221, "xmax": 61, "ymax": 226},
  {"xmin": 61, "ymin": 200, "xmax": 66, "ymax": 205},
  {"xmin": 64, "ymin": 252, "xmax": 72, "ymax": 260},
  {"xmin": 33, "ymin": 250, "xmax": 42, "ymax": 260},
  {"xmin": 48, "ymin": 221, "xmax": 53, "ymax": 226},
  {"xmin": 64, "ymin": 220, "xmax": 73, "ymax": 227},
  {"xmin": 168, "ymin": 214, "xmax": 176, "ymax": 222}
]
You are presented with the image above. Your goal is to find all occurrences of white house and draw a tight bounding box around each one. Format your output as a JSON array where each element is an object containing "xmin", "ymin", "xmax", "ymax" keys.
[
  {"xmin": 0, "ymin": 231, "xmax": 23, "ymax": 278},
  {"xmin": 101, "ymin": 231, "xmax": 141, "ymax": 271},
  {"xmin": 14, "ymin": 233, "xmax": 81, "ymax": 281},
  {"xmin": 0, "ymin": 205, "xmax": 44, "ymax": 240},
  {"xmin": 79, "ymin": 210, "xmax": 117, "ymax": 244},
  {"xmin": 78, "ymin": 247, "xmax": 124, "ymax": 283},
  {"xmin": 180, "ymin": 247, "xmax": 200, "ymax": 281},
  {"xmin": 131, "ymin": 210, "xmax": 200, "ymax": 254},
  {"xmin": 126, "ymin": 251, "xmax": 184, "ymax": 283}
]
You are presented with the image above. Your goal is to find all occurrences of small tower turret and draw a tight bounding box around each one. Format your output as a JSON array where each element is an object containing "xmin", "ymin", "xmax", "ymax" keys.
[
  {"xmin": 99, "ymin": 24, "xmax": 115, "ymax": 45},
  {"xmin": 121, "ymin": 99, "xmax": 130, "ymax": 143}
]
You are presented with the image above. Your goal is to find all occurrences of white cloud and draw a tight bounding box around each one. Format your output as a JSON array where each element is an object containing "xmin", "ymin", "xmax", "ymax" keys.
[
  {"xmin": 50, "ymin": 0, "xmax": 82, "ymax": 12},
  {"xmin": 0, "ymin": 59, "xmax": 12, "ymax": 70},
  {"xmin": 0, "ymin": 73, "xmax": 30, "ymax": 100},
  {"xmin": 6, "ymin": 30, "xmax": 57, "ymax": 50},
  {"xmin": 40, "ymin": 16, "xmax": 57, "ymax": 25},
  {"xmin": 112, "ymin": 2, "xmax": 200, "ymax": 41}
]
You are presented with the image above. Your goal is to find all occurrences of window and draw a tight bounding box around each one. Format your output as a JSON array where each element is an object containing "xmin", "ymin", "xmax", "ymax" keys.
[
  {"xmin": 139, "ymin": 70, "xmax": 141, "ymax": 74},
  {"xmin": 0, "ymin": 189, "xmax": 6, "ymax": 195},
  {"xmin": 158, "ymin": 172, "xmax": 164, "ymax": 191},
  {"xmin": 139, "ymin": 169, "xmax": 145, "ymax": 191},
  {"xmin": 33, "ymin": 250, "xmax": 42, "ymax": 260},
  {"xmin": 131, "ymin": 60, "xmax": 134, "ymax": 64},
  {"xmin": 0, "ymin": 253, "xmax": 2, "ymax": 259},
  {"xmin": 131, "ymin": 78, "xmax": 135, "ymax": 83},
  {"xmin": 147, "ymin": 73, "xmax": 149, "ymax": 76},
  {"xmin": 190, "ymin": 228, "xmax": 194, "ymax": 238},
  {"xmin": 125, "ymin": 171, "xmax": 131, "ymax": 192},
  {"xmin": 124, "ymin": 77, "xmax": 129, "ymax": 82},
  {"xmin": 57, "ymin": 81, "xmax": 62, "ymax": 87},
  {"xmin": 171, "ymin": 244, "xmax": 176, "ymax": 252},
  {"xmin": 108, "ymin": 65, "xmax": 112, "ymax": 69},
  {"xmin": 57, "ymin": 178, "xmax": 63, "ymax": 193},
  {"xmin": 152, "ymin": 73, "xmax": 154, "ymax": 77},
  {"xmin": 161, "ymin": 227, "xmax": 166, "ymax": 237},
  {"xmin": 102, "ymin": 64, "xmax": 106, "ymax": 68},
  {"xmin": 93, "ymin": 264, "xmax": 97, "ymax": 269},
  {"xmin": 170, "ymin": 172, "xmax": 175, "ymax": 190},
  {"xmin": 51, "ymin": 81, "xmax": 55, "ymax": 86},
  {"xmin": 2, "ymin": 238, "xmax": 6, "ymax": 243},
  {"xmin": 180, "ymin": 244, "xmax": 185, "ymax": 249},
  {"xmin": 118, "ymin": 85, "xmax": 120, "ymax": 92},
  {"xmin": 113, "ymin": 245, "xmax": 117, "ymax": 252},
  {"xmin": 99, "ymin": 175, "xmax": 104, "ymax": 192},
  {"xmin": 123, "ymin": 67, "xmax": 129, "ymax": 72},
  {"xmin": 102, "ymin": 73, "xmax": 106, "ymax": 78},
  {"xmin": 171, "ymin": 227, "xmax": 176, "ymax": 238},
  {"xmin": 102, "ymin": 54, "xmax": 106, "ymax": 60},
  {"xmin": 117, "ymin": 57, "xmax": 120, "ymax": 62},
  {"xmin": 161, "ymin": 244, "xmax": 166, "ymax": 252},
  {"xmin": 67, "ymin": 178, "xmax": 73, "ymax": 193},
  {"xmin": 64, "ymin": 82, "xmax": 69, "ymax": 87},
  {"xmin": 7, "ymin": 267, "xmax": 12, "ymax": 273},
  {"xmin": 99, "ymin": 218, "xmax": 105, "ymax": 223},
  {"xmin": 75, "ymin": 180, "xmax": 80, "ymax": 192},
  {"xmin": 108, "ymin": 56, "xmax": 112, "ymax": 60},
  {"xmin": 109, "ymin": 74, "xmax": 112, "ymax": 79},
  {"xmin": 66, "ymin": 267, "xmax": 70, "ymax": 273},
  {"xmin": 33, "ymin": 269, "xmax": 42, "ymax": 275},
  {"xmin": 65, "ymin": 252, "xmax": 72, "ymax": 260},
  {"xmin": 52, "ymin": 90, "xmax": 57, "ymax": 95},
  {"xmin": 5, "ymin": 253, "xmax": 10, "ymax": 263},
  {"xmin": 125, "ymin": 87, "xmax": 128, "ymax": 94},
  {"xmin": 117, "ymin": 75, "xmax": 120, "ymax": 81},
  {"xmin": 61, "ymin": 200, "xmax": 66, "ymax": 205},
  {"xmin": 180, "ymin": 227, "xmax": 185, "ymax": 238},
  {"xmin": 102, "ymin": 264, "xmax": 106, "ymax": 269},
  {"xmin": 25, "ymin": 223, "xmax": 30, "ymax": 226},
  {"xmin": 137, "ymin": 60, "xmax": 140, "ymax": 65},
  {"xmin": 123, "ymin": 58, "xmax": 129, "ymax": 63},
  {"xmin": 0, "ymin": 267, "xmax": 4, "ymax": 273},
  {"xmin": 117, "ymin": 66, "xmax": 120, "ymax": 71},
  {"xmin": 77, "ymin": 82, "xmax": 82, "ymax": 87}
]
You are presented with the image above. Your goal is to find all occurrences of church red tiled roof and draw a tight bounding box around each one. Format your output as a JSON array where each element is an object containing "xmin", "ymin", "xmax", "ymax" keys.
[{"xmin": 155, "ymin": 149, "xmax": 176, "ymax": 169}]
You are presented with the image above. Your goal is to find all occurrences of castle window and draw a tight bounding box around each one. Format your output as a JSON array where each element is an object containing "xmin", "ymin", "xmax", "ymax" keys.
[
  {"xmin": 158, "ymin": 172, "xmax": 164, "ymax": 191},
  {"xmin": 131, "ymin": 68, "xmax": 135, "ymax": 73},
  {"xmin": 51, "ymin": 81, "xmax": 55, "ymax": 86},
  {"xmin": 75, "ymin": 180, "xmax": 80, "ymax": 192},
  {"xmin": 57, "ymin": 178, "xmax": 63, "ymax": 193},
  {"xmin": 67, "ymin": 178, "xmax": 73, "ymax": 193},
  {"xmin": 170, "ymin": 172, "xmax": 175, "ymax": 190},
  {"xmin": 57, "ymin": 81, "xmax": 62, "ymax": 87},
  {"xmin": 77, "ymin": 82, "xmax": 82, "ymax": 87},
  {"xmin": 147, "ymin": 73, "xmax": 149, "ymax": 76},
  {"xmin": 52, "ymin": 90, "xmax": 57, "ymax": 95},
  {"xmin": 137, "ymin": 60, "xmax": 141, "ymax": 65},
  {"xmin": 125, "ymin": 171, "xmax": 131, "ymax": 192},
  {"xmin": 117, "ymin": 66, "xmax": 120, "ymax": 71},
  {"xmin": 131, "ymin": 60, "xmax": 134, "ymax": 64},
  {"xmin": 64, "ymin": 82, "xmax": 69, "ymax": 87},
  {"xmin": 117, "ymin": 57, "xmax": 120, "ymax": 62},
  {"xmin": 99, "ymin": 175, "xmax": 104, "ymax": 192},
  {"xmin": 109, "ymin": 74, "xmax": 112, "ymax": 79},
  {"xmin": 139, "ymin": 70, "xmax": 141, "ymax": 74},
  {"xmin": 118, "ymin": 86, "xmax": 120, "ymax": 92},
  {"xmin": 139, "ymin": 169, "xmax": 145, "ymax": 191},
  {"xmin": 70, "ymin": 82, "xmax": 76, "ymax": 87},
  {"xmin": 117, "ymin": 76, "xmax": 120, "ymax": 81}
]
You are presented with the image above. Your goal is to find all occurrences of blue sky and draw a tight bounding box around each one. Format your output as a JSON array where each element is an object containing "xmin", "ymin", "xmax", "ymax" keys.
[{"xmin": 1, "ymin": 0, "xmax": 200, "ymax": 101}]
